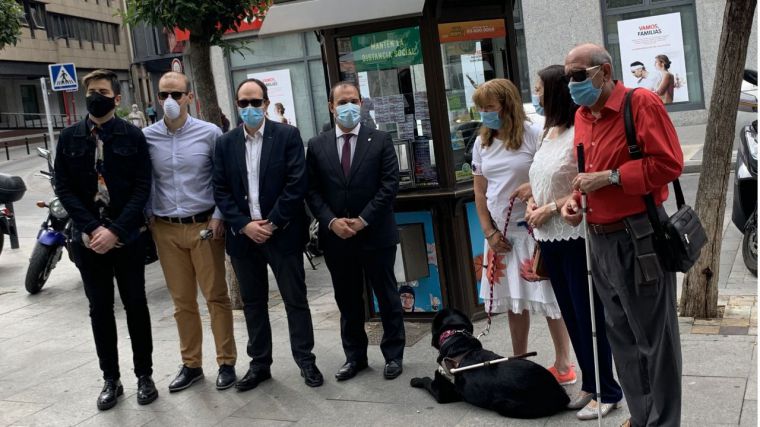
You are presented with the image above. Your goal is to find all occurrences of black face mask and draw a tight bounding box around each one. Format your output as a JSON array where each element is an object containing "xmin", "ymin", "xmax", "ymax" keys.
[{"xmin": 86, "ymin": 92, "xmax": 116, "ymax": 119}]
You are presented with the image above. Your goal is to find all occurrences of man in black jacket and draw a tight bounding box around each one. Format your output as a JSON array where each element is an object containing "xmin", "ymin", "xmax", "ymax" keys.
[
  {"xmin": 306, "ymin": 81, "xmax": 404, "ymax": 381},
  {"xmin": 213, "ymin": 78, "xmax": 322, "ymax": 390},
  {"xmin": 54, "ymin": 69, "xmax": 157, "ymax": 411}
]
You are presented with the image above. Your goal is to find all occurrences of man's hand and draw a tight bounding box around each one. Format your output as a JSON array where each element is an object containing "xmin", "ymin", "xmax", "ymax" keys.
[
  {"xmin": 208, "ymin": 218, "xmax": 225, "ymax": 240},
  {"xmin": 561, "ymin": 197, "xmax": 583, "ymax": 227},
  {"xmin": 346, "ymin": 218, "xmax": 366, "ymax": 233},
  {"xmin": 572, "ymin": 171, "xmax": 612, "ymax": 193},
  {"xmin": 525, "ymin": 204, "xmax": 554, "ymax": 229},
  {"xmin": 242, "ymin": 220, "xmax": 272, "ymax": 244},
  {"xmin": 330, "ymin": 218, "xmax": 357, "ymax": 239},
  {"xmin": 89, "ymin": 226, "xmax": 119, "ymax": 254},
  {"xmin": 510, "ymin": 182, "xmax": 532, "ymax": 203}
]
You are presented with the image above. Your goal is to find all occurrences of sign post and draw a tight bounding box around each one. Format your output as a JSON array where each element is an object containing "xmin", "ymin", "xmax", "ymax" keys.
[{"xmin": 40, "ymin": 77, "xmax": 56, "ymax": 155}]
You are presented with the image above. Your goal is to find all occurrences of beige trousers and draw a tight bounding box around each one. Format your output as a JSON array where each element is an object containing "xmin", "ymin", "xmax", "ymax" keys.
[{"xmin": 152, "ymin": 219, "xmax": 236, "ymax": 368}]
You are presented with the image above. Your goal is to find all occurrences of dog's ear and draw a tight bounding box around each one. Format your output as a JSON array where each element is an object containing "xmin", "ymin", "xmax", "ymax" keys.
[{"xmin": 431, "ymin": 309, "xmax": 449, "ymax": 348}]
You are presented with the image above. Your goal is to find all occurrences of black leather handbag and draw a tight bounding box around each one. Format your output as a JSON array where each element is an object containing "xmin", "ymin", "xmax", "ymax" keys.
[{"xmin": 624, "ymin": 89, "xmax": 707, "ymax": 273}]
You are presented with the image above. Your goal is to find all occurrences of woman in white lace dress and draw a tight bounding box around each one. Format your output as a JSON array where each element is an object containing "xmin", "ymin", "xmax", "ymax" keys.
[
  {"xmin": 471, "ymin": 79, "xmax": 573, "ymax": 380},
  {"xmin": 524, "ymin": 65, "xmax": 623, "ymax": 419}
]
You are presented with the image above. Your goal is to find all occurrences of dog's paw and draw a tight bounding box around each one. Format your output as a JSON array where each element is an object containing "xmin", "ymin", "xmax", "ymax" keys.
[{"xmin": 410, "ymin": 377, "xmax": 429, "ymax": 388}]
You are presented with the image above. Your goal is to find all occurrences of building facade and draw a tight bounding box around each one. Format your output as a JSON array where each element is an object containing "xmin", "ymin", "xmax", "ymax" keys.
[{"xmin": 0, "ymin": 0, "xmax": 134, "ymax": 128}]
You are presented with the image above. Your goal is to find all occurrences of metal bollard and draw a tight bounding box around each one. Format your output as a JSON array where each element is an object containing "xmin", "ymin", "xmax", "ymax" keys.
[
  {"xmin": 4, "ymin": 142, "xmax": 8, "ymax": 161},
  {"xmin": 43, "ymin": 133, "xmax": 48, "ymax": 149},
  {"xmin": 25, "ymin": 137, "xmax": 30, "ymax": 155}
]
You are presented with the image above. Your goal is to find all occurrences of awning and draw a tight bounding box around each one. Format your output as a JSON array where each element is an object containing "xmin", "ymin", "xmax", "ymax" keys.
[{"xmin": 258, "ymin": 0, "xmax": 425, "ymax": 37}]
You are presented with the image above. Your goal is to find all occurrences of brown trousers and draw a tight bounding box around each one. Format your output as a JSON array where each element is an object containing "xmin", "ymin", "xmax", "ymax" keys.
[{"xmin": 152, "ymin": 219, "xmax": 236, "ymax": 368}]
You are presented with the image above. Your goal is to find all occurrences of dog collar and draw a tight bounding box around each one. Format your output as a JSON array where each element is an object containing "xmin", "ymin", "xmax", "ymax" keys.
[{"xmin": 438, "ymin": 329, "xmax": 471, "ymax": 347}]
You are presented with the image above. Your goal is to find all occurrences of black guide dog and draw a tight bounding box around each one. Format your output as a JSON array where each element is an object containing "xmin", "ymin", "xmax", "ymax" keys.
[{"xmin": 410, "ymin": 308, "xmax": 569, "ymax": 418}]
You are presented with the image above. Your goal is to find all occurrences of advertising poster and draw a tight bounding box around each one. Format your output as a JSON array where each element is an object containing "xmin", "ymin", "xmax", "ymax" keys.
[
  {"xmin": 617, "ymin": 13, "xmax": 689, "ymax": 104},
  {"xmin": 246, "ymin": 69, "xmax": 297, "ymax": 125},
  {"xmin": 465, "ymin": 202, "xmax": 486, "ymax": 304},
  {"xmin": 373, "ymin": 211, "xmax": 443, "ymax": 314}
]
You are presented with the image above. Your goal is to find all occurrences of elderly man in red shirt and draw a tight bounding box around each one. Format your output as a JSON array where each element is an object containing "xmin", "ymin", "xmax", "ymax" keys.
[{"xmin": 561, "ymin": 43, "xmax": 683, "ymax": 427}]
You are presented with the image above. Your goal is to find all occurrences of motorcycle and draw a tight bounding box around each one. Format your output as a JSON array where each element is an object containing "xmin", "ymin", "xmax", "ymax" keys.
[
  {"xmin": 0, "ymin": 173, "xmax": 26, "ymax": 256},
  {"xmin": 25, "ymin": 147, "xmax": 72, "ymax": 294},
  {"xmin": 731, "ymin": 69, "xmax": 757, "ymax": 276}
]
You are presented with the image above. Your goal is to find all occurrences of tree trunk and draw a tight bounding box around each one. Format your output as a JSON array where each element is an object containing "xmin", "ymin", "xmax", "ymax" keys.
[
  {"xmin": 187, "ymin": 35, "xmax": 242, "ymax": 307},
  {"xmin": 679, "ymin": 0, "xmax": 756, "ymax": 318},
  {"xmin": 186, "ymin": 36, "xmax": 222, "ymax": 127},
  {"xmin": 225, "ymin": 256, "xmax": 243, "ymax": 309}
]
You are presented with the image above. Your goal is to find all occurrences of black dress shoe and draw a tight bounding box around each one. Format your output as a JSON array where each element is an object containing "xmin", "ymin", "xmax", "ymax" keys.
[
  {"xmin": 136, "ymin": 375, "xmax": 158, "ymax": 405},
  {"xmin": 235, "ymin": 367, "xmax": 271, "ymax": 392},
  {"xmin": 216, "ymin": 364, "xmax": 236, "ymax": 390},
  {"xmin": 334, "ymin": 360, "xmax": 368, "ymax": 381},
  {"xmin": 300, "ymin": 364, "xmax": 324, "ymax": 387},
  {"xmin": 96, "ymin": 378, "xmax": 123, "ymax": 411},
  {"xmin": 168, "ymin": 365, "xmax": 204, "ymax": 392},
  {"xmin": 383, "ymin": 360, "xmax": 403, "ymax": 380}
]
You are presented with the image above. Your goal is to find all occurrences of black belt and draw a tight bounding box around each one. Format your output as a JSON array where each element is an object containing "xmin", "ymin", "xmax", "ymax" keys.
[
  {"xmin": 587, "ymin": 220, "xmax": 627, "ymax": 235},
  {"xmin": 157, "ymin": 208, "xmax": 214, "ymax": 224}
]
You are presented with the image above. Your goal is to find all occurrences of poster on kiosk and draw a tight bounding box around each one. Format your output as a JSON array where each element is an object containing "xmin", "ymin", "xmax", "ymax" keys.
[{"xmin": 617, "ymin": 12, "xmax": 689, "ymax": 104}]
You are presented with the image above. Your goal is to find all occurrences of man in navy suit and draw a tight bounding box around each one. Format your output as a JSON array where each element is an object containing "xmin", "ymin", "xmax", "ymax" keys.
[
  {"xmin": 213, "ymin": 78, "xmax": 322, "ymax": 390},
  {"xmin": 306, "ymin": 81, "xmax": 404, "ymax": 381}
]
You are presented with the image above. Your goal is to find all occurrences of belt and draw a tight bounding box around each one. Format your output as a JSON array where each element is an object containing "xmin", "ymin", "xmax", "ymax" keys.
[
  {"xmin": 156, "ymin": 208, "xmax": 214, "ymax": 225},
  {"xmin": 587, "ymin": 220, "xmax": 628, "ymax": 235}
]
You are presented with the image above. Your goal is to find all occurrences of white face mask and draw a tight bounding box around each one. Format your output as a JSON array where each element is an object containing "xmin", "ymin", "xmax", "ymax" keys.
[{"xmin": 163, "ymin": 98, "xmax": 181, "ymax": 120}]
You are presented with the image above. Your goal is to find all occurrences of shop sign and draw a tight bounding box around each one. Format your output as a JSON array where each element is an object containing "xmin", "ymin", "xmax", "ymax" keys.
[
  {"xmin": 437, "ymin": 19, "xmax": 506, "ymax": 43},
  {"xmin": 351, "ymin": 27, "xmax": 422, "ymax": 72}
]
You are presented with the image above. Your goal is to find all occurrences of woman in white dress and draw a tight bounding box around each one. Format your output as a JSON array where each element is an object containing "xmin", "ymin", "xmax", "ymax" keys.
[
  {"xmin": 471, "ymin": 78, "xmax": 573, "ymax": 380},
  {"xmin": 524, "ymin": 65, "xmax": 623, "ymax": 419}
]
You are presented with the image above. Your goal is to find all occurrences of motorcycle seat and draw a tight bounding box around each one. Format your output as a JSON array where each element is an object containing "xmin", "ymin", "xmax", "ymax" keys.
[{"xmin": 0, "ymin": 173, "xmax": 26, "ymax": 203}]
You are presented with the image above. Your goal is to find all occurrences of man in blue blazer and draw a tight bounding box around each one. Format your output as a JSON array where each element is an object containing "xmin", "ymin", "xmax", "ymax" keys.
[
  {"xmin": 306, "ymin": 81, "xmax": 405, "ymax": 382},
  {"xmin": 213, "ymin": 78, "xmax": 322, "ymax": 390}
]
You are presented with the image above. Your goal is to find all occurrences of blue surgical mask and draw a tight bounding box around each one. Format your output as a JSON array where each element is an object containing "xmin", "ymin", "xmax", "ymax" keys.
[
  {"xmin": 335, "ymin": 103, "xmax": 361, "ymax": 129},
  {"xmin": 480, "ymin": 111, "xmax": 502, "ymax": 130},
  {"xmin": 240, "ymin": 106, "xmax": 265, "ymax": 128},
  {"xmin": 568, "ymin": 69, "xmax": 603, "ymax": 107},
  {"xmin": 531, "ymin": 94, "xmax": 544, "ymax": 116}
]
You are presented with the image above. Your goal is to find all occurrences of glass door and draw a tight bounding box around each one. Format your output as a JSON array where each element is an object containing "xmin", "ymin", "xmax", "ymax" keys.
[{"xmin": 438, "ymin": 19, "xmax": 508, "ymax": 182}]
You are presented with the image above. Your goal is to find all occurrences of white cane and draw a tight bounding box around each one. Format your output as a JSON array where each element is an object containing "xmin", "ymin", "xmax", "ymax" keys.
[{"xmin": 577, "ymin": 143, "xmax": 603, "ymax": 426}]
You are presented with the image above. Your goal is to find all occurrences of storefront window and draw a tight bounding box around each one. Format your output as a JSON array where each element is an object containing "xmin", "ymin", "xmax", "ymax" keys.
[
  {"xmin": 229, "ymin": 32, "xmax": 303, "ymax": 67},
  {"xmin": 438, "ymin": 19, "xmax": 507, "ymax": 182},
  {"xmin": 603, "ymin": 0, "xmax": 704, "ymax": 110},
  {"xmin": 337, "ymin": 26, "xmax": 438, "ymax": 189}
]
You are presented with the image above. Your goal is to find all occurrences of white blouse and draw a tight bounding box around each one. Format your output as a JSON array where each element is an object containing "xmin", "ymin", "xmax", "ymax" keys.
[
  {"xmin": 528, "ymin": 126, "xmax": 583, "ymax": 242},
  {"xmin": 471, "ymin": 121, "xmax": 543, "ymax": 229}
]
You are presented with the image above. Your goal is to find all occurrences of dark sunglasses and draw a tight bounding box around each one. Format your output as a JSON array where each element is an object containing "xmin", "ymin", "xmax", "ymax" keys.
[
  {"xmin": 566, "ymin": 65, "xmax": 601, "ymax": 83},
  {"xmin": 236, "ymin": 98, "xmax": 265, "ymax": 108},
  {"xmin": 158, "ymin": 91, "xmax": 187, "ymax": 101}
]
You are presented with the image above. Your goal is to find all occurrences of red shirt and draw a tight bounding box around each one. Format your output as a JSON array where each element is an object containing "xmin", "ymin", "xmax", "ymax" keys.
[{"xmin": 574, "ymin": 81, "xmax": 683, "ymax": 224}]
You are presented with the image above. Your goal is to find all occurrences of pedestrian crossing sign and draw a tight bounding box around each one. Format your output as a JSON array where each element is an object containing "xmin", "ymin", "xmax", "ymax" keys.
[{"xmin": 49, "ymin": 63, "xmax": 78, "ymax": 92}]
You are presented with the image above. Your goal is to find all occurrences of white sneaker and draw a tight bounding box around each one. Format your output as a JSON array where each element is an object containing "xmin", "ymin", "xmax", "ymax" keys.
[{"xmin": 576, "ymin": 399, "xmax": 623, "ymax": 420}]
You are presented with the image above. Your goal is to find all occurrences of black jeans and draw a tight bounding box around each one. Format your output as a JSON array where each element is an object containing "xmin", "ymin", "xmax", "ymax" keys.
[
  {"xmin": 230, "ymin": 243, "xmax": 316, "ymax": 369},
  {"xmin": 71, "ymin": 240, "xmax": 153, "ymax": 380}
]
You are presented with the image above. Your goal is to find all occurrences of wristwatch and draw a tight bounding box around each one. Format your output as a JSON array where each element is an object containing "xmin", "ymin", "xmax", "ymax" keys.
[
  {"xmin": 548, "ymin": 201, "xmax": 558, "ymax": 215},
  {"xmin": 608, "ymin": 169, "xmax": 621, "ymax": 186}
]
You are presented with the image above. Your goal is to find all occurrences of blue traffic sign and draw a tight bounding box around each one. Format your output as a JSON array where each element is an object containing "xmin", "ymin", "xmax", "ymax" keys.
[{"xmin": 49, "ymin": 63, "xmax": 78, "ymax": 92}]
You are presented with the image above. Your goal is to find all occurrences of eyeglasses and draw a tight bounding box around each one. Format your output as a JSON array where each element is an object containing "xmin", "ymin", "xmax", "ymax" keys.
[
  {"xmin": 566, "ymin": 65, "xmax": 602, "ymax": 83},
  {"xmin": 236, "ymin": 98, "xmax": 265, "ymax": 108},
  {"xmin": 157, "ymin": 91, "xmax": 187, "ymax": 101}
]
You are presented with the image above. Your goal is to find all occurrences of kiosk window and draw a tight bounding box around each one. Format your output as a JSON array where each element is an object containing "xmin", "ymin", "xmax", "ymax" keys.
[
  {"xmin": 437, "ymin": 19, "xmax": 507, "ymax": 182},
  {"xmin": 336, "ymin": 26, "xmax": 438, "ymax": 189}
]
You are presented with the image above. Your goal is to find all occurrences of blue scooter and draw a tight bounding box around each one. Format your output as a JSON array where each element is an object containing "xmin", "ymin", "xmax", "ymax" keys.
[{"xmin": 26, "ymin": 147, "xmax": 71, "ymax": 294}]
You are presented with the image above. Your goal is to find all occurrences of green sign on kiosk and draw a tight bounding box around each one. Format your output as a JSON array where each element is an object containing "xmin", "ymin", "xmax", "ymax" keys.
[{"xmin": 351, "ymin": 26, "xmax": 422, "ymax": 72}]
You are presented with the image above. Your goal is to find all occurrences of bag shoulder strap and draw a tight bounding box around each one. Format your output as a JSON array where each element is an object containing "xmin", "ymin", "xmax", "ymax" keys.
[{"xmin": 623, "ymin": 89, "xmax": 685, "ymax": 237}]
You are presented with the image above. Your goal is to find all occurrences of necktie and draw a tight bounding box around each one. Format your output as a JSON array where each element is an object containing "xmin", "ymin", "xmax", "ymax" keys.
[{"xmin": 341, "ymin": 134, "xmax": 352, "ymax": 177}]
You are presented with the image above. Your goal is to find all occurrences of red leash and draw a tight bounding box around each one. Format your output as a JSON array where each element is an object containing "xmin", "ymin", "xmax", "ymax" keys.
[{"xmin": 479, "ymin": 196, "xmax": 515, "ymax": 339}]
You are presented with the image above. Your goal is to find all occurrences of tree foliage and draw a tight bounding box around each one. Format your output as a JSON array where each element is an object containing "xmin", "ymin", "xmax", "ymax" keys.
[
  {"xmin": 0, "ymin": 0, "xmax": 24, "ymax": 51},
  {"xmin": 124, "ymin": 0, "xmax": 270, "ymax": 51}
]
